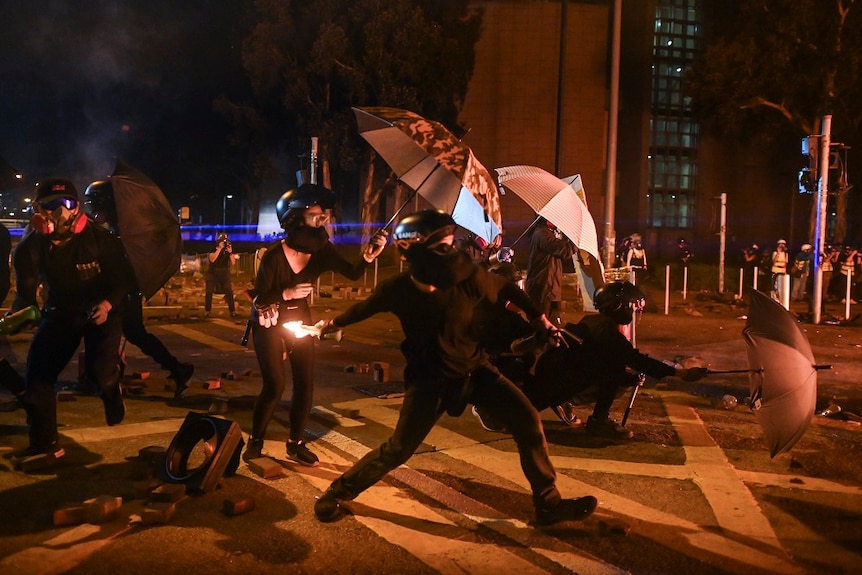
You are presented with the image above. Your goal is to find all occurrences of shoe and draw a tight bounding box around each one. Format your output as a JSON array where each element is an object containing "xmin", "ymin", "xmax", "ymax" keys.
[
  {"xmin": 170, "ymin": 363, "xmax": 195, "ymax": 399},
  {"xmin": 242, "ymin": 437, "xmax": 264, "ymax": 463},
  {"xmin": 584, "ymin": 416, "xmax": 633, "ymax": 439},
  {"xmin": 552, "ymin": 403, "xmax": 581, "ymax": 426},
  {"xmin": 535, "ymin": 496, "xmax": 598, "ymax": 526},
  {"xmin": 286, "ymin": 439, "xmax": 319, "ymax": 467},
  {"xmin": 101, "ymin": 385, "xmax": 126, "ymax": 426},
  {"xmin": 471, "ymin": 405, "xmax": 508, "ymax": 433},
  {"xmin": 10, "ymin": 442, "xmax": 66, "ymax": 471},
  {"xmin": 314, "ymin": 480, "xmax": 355, "ymax": 522}
]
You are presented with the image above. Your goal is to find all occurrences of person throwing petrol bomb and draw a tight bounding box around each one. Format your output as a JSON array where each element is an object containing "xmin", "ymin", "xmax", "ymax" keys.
[
  {"xmin": 243, "ymin": 183, "xmax": 386, "ymax": 467},
  {"xmin": 205, "ymin": 232, "xmax": 238, "ymax": 317},
  {"xmin": 83, "ymin": 180, "xmax": 195, "ymax": 399},
  {"xmin": 519, "ymin": 281, "xmax": 708, "ymax": 439},
  {"xmin": 311, "ymin": 209, "xmax": 598, "ymax": 526},
  {"xmin": 8, "ymin": 178, "xmax": 133, "ymax": 469}
]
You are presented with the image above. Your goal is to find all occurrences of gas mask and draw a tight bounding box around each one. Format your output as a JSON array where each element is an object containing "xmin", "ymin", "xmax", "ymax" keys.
[
  {"xmin": 31, "ymin": 197, "xmax": 86, "ymax": 243},
  {"xmin": 406, "ymin": 242, "xmax": 474, "ymax": 288}
]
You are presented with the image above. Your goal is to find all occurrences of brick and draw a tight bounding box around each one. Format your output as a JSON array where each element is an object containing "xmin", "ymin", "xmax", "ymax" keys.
[
  {"xmin": 142, "ymin": 502, "xmax": 176, "ymax": 524},
  {"xmin": 339, "ymin": 407, "xmax": 360, "ymax": 418},
  {"xmin": 132, "ymin": 371, "xmax": 151, "ymax": 380},
  {"xmin": 205, "ymin": 379, "xmax": 221, "ymax": 390},
  {"xmin": 133, "ymin": 478, "xmax": 163, "ymax": 499},
  {"xmin": 83, "ymin": 495, "xmax": 123, "ymax": 524},
  {"xmin": 223, "ymin": 497, "xmax": 256, "ymax": 517},
  {"xmin": 57, "ymin": 390, "xmax": 77, "ymax": 402},
  {"xmin": 53, "ymin": 502, "xmax": 85, "ymax": 526},
  {"xmin": 151, "ymin": 483, "xmax": 186, "ymax": 503},
  {"xmin": 247, "ymin": 457, "xmax": 283, "ymax": 479}
]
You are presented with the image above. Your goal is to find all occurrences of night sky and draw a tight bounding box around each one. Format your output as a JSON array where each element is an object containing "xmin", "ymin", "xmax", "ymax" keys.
[{"xmin": 0, "ymin": 0, "xmax": 249, "ymax": 215}]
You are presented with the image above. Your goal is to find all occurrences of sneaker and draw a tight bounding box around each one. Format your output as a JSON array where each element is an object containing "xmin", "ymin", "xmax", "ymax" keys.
[
  {"xmin": 170, "ymin": 363, "xmax": 195, "ymax": 399},
  {"xmin": 471, "ymin": 405, "xmax": 508, "ymax": 433},
  {"xmin": 101, "ymin": 385, "xmax": 126, "ymax": 426},
  {"xmin": 535, "ymin": 496, "xmax": 598, "ymax": 526},
  {"xmin": 286, "ymin": 439, "xmax": 319, "ymax": 467},
  {"xmin": 10, "ymin": 443, "xmax": 66, "ymax": 472},
  {"xmin": 552, "ymin": 403, "xmax": 581, "ymax": 426},
  {"xmin": 242, "ymin": 437, "xmax": 264, "ymax": 463},
  {"xmin": 584, "ymin": 416, "xmax": 633, "ymax": 439}
]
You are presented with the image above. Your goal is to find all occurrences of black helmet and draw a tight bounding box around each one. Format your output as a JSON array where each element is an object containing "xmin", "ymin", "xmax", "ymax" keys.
[
  {"xmin": 276, "ymin": 183, "xmax": 336, "ymax": 229},
  {"xmin": 593, "ymin": 281, "xmax": 646, "ymax": 319},
  {"xmin": 393, "ymin": 209, "xmax": 456, "ymax": 254},
  {"xmin": 34, "ymin": 177, "xmax": 78, "ymax": 205},
  {"xmin": 83, "ymin": 180, "xmax": 117, "ymax": 220}
]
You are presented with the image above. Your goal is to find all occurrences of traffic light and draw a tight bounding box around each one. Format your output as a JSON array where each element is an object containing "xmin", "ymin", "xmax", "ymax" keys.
[{"xmin": 798, "ymin": 136, "xmax": 818, "ymax": 194}]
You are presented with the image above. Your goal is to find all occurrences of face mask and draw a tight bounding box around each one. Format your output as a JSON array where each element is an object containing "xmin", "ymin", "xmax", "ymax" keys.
[
  {"xmin": 31, "ymin": 201, "xmax": 86, "ymax": 243},
  {"xmin": 407, "ymin": 243, "xmax": 474, "ymax": 288},
  {"xmin": 286, "ymin": 224, "xmax": 329, "ymax": 254}
]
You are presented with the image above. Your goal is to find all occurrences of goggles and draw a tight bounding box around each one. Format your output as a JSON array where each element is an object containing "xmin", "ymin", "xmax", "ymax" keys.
[
  {"xmin": 304, "ymin": 212, "xmax": 330, "ymax": 226},
  {"xmin": 38, "ymin": 197, "xmax": 79, "ymax": 212}
]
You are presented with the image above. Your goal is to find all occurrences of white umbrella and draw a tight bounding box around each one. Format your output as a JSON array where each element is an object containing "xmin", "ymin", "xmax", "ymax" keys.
[{"xmin": 495, "ymin": 165, "xmax": 600, "ymax": 263}]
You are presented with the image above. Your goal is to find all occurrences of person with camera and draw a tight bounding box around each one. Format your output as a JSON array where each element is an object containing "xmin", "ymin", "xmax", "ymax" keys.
[
  {"xmin": 8, "ymin": 178, "xmax": 133, "ymax": 468},
  {"xmin": 205, "ymin": 232, "xmax": 237, "ymax": 317}
]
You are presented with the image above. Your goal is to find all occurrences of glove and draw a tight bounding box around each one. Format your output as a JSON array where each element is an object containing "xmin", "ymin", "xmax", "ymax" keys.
[
  {"xmin": 530, "ymin": 315, "xmax": 562, "ymax": 348},
  {"xmin": 282, "ymin": 283, "xmax": 314, "ymax": 300},
  {"xmin": 364, "ymin": 229, "xmax": 389, "ymax": 261},
  {"xmin": 314, "ymin": 318, "xmax": 339, "ymax": 336},
  {"xmin": 257, "ymin": 303, "xmax": 279, "ymax": 328},
  {"xmin": 89, "ymin": 300, "xmax": 112, "ymax": 325},
  {"xmin": 675, "ymin": 367, "xmax": 708, "ymax": 382}
]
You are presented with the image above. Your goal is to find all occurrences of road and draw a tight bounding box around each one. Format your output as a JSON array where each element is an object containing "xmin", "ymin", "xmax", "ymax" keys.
[{"xmin": 1, "ymin": 273, "xmax": 861, "ymax": 575}]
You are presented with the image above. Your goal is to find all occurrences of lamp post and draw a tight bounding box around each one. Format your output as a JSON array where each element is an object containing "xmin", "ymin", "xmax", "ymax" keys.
[{"xmin": 222, "ymin": 194, "xmax": 233, "ymax": 229}]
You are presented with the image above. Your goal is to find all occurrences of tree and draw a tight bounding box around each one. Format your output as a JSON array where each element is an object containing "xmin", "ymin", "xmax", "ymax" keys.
[
  {"xmin": 219, "ymin": 0, "xmax": 482, "ymax": 241},
  {"xmin": 684, "ymin": 0, "xmax": 862, "ymax": 241}
]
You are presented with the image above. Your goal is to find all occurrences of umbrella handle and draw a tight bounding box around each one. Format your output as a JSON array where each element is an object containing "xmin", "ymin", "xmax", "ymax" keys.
[{"xmin": 510, "ymin": 215, "xmax": 543, "ymax": 249}]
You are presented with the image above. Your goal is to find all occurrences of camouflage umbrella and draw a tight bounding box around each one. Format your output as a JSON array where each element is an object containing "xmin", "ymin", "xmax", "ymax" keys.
[{"xmin": 352, "ymin": 106, "xmax": 502, "ymax": 243}]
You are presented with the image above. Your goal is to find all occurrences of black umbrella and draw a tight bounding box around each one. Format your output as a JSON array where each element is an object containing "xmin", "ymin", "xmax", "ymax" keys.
[
  {"xmin": 713, "ymin": 290, "xmax": 831, "ymax": 457},
  {"xmin": 110, "ymin": 160, "xmax": 182, "ymax": 300}
]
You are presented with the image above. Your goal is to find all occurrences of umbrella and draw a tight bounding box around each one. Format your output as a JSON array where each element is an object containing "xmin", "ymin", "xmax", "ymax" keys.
[
  {"xmin": 352, "ymin": 106, "xmax": 502, "ymax": 243},
  {"xmin": 110, "ymin": 160, "xmax": 182, "ymax": 300},
  {"xmin": 495, "ymin": 165, "xmax": 600, "ymax": 263},
  {"xmin": 741, "ymin": 290, "xmax": 830, "ymax": 457}
]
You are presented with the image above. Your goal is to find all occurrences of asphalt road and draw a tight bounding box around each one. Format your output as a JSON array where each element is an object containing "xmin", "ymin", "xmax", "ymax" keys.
[{"xmin": 1, "ymin": 271, "xmax": 861, "ymax": 575}]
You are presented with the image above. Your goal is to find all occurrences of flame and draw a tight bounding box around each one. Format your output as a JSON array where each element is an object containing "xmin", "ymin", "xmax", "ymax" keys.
[{"xmin": 283, "ymin": 321, "xmax": 311, "ymax": 338}]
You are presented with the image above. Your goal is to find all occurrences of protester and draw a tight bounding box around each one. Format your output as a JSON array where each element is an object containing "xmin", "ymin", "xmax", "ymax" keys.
[
  {"xmin": 522, "ymin": 281, "xmax": 707, "ymax": 439},
  {"xmin": 205, "ymin": 233, "xmax": 237, "ymax": 317},
  {"xmin": 625, "ymin": 233, "xmax": 647, "ymax": 279},
  {"xmin": 9, "ymin": 178, "xmax": 133, "ymax": 468},
  {"xmin": 741, "ymin": 243, "xmax": 760, "ymax": 289},
  {"xmin": 83, "ymin": 180, "xmax": 195, "ymax": 398},
  {"xmin": 243, "ymin": 183, "xmax": 386, "ymax": 466},
  {"xmin": 0, "ymin": 221, "xmax": 10, "ymax": 306},
  {"xmin": 525, "ymin": 217, "xmax": 575, "ymax": 326},
  {"xmin": 770, "ymin": 239, "xmax": 789, "ymax": 300},
  {"xmin": 821, "ymin": 244, "xmax": 840, "ymax": 301},
  {"xmin": 837, "ymin": 245, "xmax": 857, "ymax": 303},
  {"xmin": 311, "ymin": 209, "xmax": 598, "ymax": 526},
  {"xmin": 790, "ymin": 243, "xmax": 813, "ymax": 302}
]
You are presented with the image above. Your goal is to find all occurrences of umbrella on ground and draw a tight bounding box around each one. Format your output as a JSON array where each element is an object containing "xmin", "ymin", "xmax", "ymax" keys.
[
  {"xmin": 110, "ymin": 160, "xmax": 182, "ymax": 300},
  {"xmin": 352, "ymin": 106, "xmax": 502, "ymax": 243},
  {"xmin": 715, "ymin": 290, "xmax": 830, "ymax": 457},
  {"xmin": 495, "ymin": 165, "xmax": 600, "ymax": 263}
]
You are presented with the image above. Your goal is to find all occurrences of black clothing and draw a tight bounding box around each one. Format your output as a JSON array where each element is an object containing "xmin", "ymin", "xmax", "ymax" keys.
[
  {"xmin": 328, "ymin": 265, "xmax": 565, "ymax": 510},
  {"xmin": 121, "ymin": 289, "xmax": 184, "ymax": 373},
  {"xmin": 525, "ymin": 226, "xmax": 575, "ymax": 317},
  {"xmin": 250, "ymin": 240, "xmax": 369, "ymax": 442},
  {"xmin": 530, "ymin": 313, "xmax": 675, "ymax": 419},
  {"xmin": 205, "ymin": 247, "xmax": 235, "ymax": 314},
  {"xmin": 12, "ymin": 221, "xmax": 132, "ymax": 449},
  {"xmin": 0, "ymin": 222, "xmax": 10, "ymax": 305}
]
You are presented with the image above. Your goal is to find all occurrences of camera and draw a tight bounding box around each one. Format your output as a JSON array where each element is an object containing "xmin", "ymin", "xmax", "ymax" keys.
[{"xmin": 220, "ymin": 239, "xmax": 232, "ymax": 250}]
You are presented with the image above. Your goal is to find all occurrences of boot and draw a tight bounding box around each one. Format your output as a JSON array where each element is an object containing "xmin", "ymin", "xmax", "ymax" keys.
[
  {"xmin": 242, "ymin": 437, "xmax": 264, "ymax": 462},
  {"xmin": 314, "ymin": 479, "xmax": 355, "ymax": 522}
]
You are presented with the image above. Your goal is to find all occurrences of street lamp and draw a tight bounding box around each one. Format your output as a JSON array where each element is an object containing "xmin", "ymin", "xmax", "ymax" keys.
[{"xmin": 222, "ymin": 194, "xmax": 233, "ymax": 228}]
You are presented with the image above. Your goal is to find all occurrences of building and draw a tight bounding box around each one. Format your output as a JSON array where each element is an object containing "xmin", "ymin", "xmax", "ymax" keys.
[{"xmin": 460, "ymin": 0, "xmax": 815, "ymax": 267}]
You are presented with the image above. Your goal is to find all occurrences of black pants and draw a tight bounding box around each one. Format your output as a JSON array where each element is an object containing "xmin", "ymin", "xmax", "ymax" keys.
[
  {"xmin": 122, "ymin": 292, "xmax": 182, "ymax": 373},
  {"xmin": 205, "ymin": 270, "xmax": 235, "ymax": 313},
  {"xmin": 332, "ymin": 363, "xmax": 562, "ymax": 510},
  {"xmin": 23, "ymin": 311, "xmax": 122, "ymax": 449},
  {"xmin": 251, "ymin": 306, "xmax": 314, "ymax": 442}
]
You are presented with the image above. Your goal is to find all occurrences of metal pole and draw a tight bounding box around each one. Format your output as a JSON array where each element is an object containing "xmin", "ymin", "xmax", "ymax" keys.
[
  {"xmin": 664, "ymin": 265, "xmax": 670, "ymax": 315},
  {"xmin": 813, "ymin": 116, "xmax": 831, "ymax": 324},
  {"xmin": 602, "ymin": 0, "xmax": 621, "ymax": 269},
  {"xmin": 310, "ymin": 137, "xmax": 319, "ymax": 185},
  {"xmin": 718, "ymin": 192, "xmax": 727, "ymax": 293}
]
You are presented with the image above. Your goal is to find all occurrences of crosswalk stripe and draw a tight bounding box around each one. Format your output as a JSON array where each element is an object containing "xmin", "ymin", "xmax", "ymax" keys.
[{"xmin": 156, "ymin": 324, "xmax": 244, "ymax": 351}]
